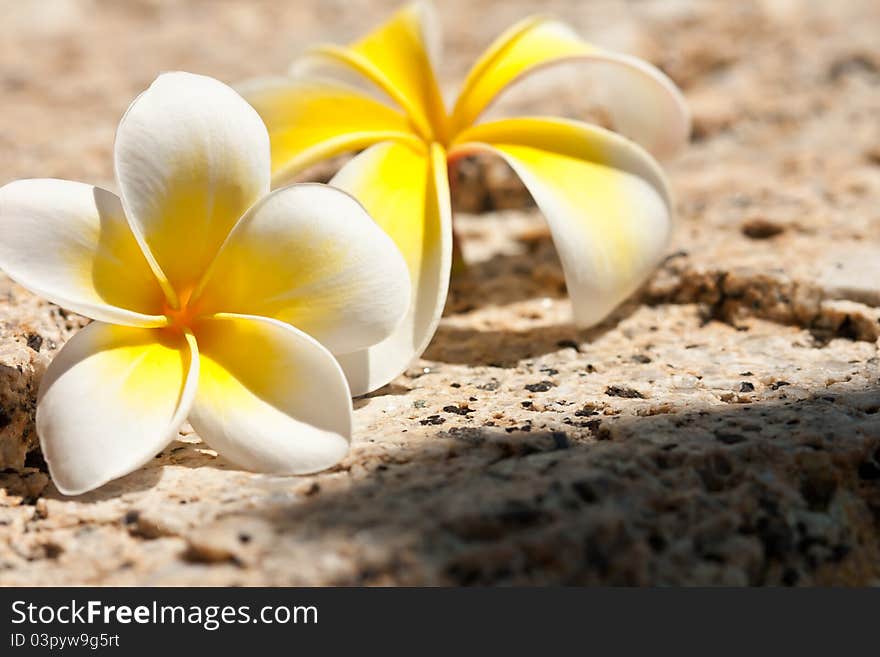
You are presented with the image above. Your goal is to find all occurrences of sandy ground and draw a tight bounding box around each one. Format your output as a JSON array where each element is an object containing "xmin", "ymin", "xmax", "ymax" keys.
[{"xmin": 2, "ymin": 0, "xmax": 880, "ymax": 585}]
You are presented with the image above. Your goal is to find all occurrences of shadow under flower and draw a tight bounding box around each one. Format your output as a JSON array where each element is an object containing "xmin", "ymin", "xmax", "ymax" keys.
[
  {"xmin": 39, "ymin": 438, "xmax": 235, "ymax": 503},
  {"xmin": 425, "ymin": 299, "xmax": 641, "ymax": 367},
  {"xmin": 445, "ymin": 229, "xmax": 565, "ymax": 315}
]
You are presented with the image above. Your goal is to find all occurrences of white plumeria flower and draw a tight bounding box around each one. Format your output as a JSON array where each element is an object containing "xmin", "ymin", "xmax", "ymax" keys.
[
  {"xmin": 0, "ymin": 72, "xmax": 410, "ymax": 495},
  {"xmin": 240, "ymin": 3, "xmax": 690, "ymax": 395}
]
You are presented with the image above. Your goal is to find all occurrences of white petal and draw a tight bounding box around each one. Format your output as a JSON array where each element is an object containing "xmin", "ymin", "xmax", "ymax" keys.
[
  {"xmin": 37, "ymin": 323, "xmax": 198, "ymax": 495},
  {"xmin": 290, "ymin": 2, "xmax": 446, "ymax": 141},
  {"xmin": 194, "ymin": 183, "xmax": 410, "ymax": 355},
  {"xmin": 451, "ymin": 17, "xmax": 690, "ymax": 159},
  {"xmin": 330, "ymin": 141, "xmax": 452, "ymax": 395},
  {"xmin": 236, "ymin": 76, "xmax": 416, "ymax": 186},
  {"xmin": 451, "ymin": 117, "xmax": 672, "ymax": 327},
  {"xmin": 188, "ymin": 313, "xmax": 351, "ymax": 475},
  {"xmin": 0, "ymin": 179, "xmax": 166, "ymax": 326},
  {"xmin": 114, "ymin": 72, "xmax": 270, "ymax": 297}
]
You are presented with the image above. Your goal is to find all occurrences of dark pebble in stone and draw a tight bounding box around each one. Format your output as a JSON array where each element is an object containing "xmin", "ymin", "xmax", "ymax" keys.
[
  {"xmin": 605, "ymin": 385, "xmax": 645, "ymax": 399},
  {"xmin": 25, "ymin": 333, "xmax": 43, "ymax": 352},
  {"xmin": 443, "ymin": 405, "xmax": 474, "ymax": 416}
]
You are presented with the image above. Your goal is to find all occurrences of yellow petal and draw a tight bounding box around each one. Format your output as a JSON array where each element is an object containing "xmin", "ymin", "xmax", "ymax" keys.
[
  {"xmin": 330, "ymin": 140, "xmax": 452, "ymax": 395},
  {"xmin": 451, "ymin": 17, "xmax": 689, "ymax": 158},
  {"xmin": 0, "ymin": 179, "xmax": 166, "ymax": 326},
  {"xmin": 37, "ymin": 323, "xmax": 198, "ymax": 495},
  {"xmin": 194, "ymin": 183, "xmax": 410, "ymax": 355},
  {"xmin": 293, "ymin": 2, "xmax": 446, "ymax": 141},
  {"xmin": 239, "ymin": 77, "xmax": 421, "ymax": 185},
  {"xmin": 450, "ymin": 117, "xmax": 672, "ymax": 327},
  {"xmin": 114, "ymin": 72, "xmax": 270, "ymax": 302},
  {"xmin": 189, "ymin": 313, "xmax": 351, "ymax": 474}
]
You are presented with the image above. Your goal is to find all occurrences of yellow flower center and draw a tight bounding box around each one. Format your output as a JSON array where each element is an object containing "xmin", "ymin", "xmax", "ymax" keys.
[{"xmin": 162, "ymin": 286, "xmax": 201, "ymax": 333}]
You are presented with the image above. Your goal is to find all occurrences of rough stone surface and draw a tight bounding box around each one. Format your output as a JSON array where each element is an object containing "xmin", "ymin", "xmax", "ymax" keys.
[
  {"xmin": 2, "ymin": 0, "xmax": 880, "ymax": 585},
  {"xmin": 0, "ymin": 285, "xmax": 86, "ymax": 471}
]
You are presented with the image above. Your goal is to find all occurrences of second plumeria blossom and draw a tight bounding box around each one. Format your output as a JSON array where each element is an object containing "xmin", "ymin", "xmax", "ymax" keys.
[
  {"xmin": 242, "ymin": 3, "xmax": 690, "ymax": 395},
  {"xmin": 0, "ymin": 72, "xmax": 409, "ymax": 495}
]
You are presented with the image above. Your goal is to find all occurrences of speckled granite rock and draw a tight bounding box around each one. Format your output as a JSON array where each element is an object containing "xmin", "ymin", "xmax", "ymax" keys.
[
  {"xmin": 0, "ymin": 284, "xmax": 85, "ymax": 471},
  {"xmin": 2, "ymin": 0, "xmax": 880, "ymax": 586}
]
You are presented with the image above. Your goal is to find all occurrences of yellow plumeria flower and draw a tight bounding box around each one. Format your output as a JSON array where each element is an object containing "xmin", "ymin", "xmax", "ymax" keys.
[
  {"xmin": 0, "ymin": 72, "xmax": 409, "ymax": 495},
  {"xmin": 240, "ymin": 2, "xmax": 690, "ymax": 395}
]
